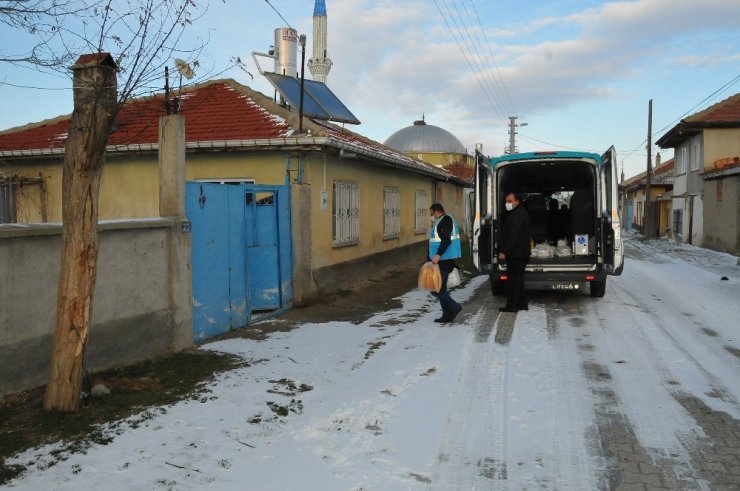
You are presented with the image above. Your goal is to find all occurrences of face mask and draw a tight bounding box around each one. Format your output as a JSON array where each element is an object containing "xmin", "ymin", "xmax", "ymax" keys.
[{"xmin": 505, "ymin": 202, "xmax": 514, "ymax": 211}]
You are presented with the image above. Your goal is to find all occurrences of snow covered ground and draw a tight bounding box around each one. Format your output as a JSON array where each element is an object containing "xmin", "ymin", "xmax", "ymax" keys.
[{"xmin": 5, "ymin": 236, "xmax": 740, "ymax": 490}]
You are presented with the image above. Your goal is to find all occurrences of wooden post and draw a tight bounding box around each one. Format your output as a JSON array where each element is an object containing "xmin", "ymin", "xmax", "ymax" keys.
[
  {"xmin": 644, "ymin": 99, "xmax": 653, "ymax": 238},
  {"xmin": 43, "ymin": 53, "xmax": 118, "ymax": 412}
]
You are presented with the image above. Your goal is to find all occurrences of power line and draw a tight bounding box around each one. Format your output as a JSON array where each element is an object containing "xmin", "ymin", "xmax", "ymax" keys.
[
  {"xmin": 264, "ymin": 0, "xmax": 293, "ymax": 29},
  {"xmin": 470, "ymin": 0, "xmax": 516, "ymax": 117},
  {"xmin": 434, "ymin": 0, "xmax": 507, "ymax": 126},
  {"xmin": 620, "ymin": 73, "xmax": 740, "ymax": 165},
  {"xmin": 456, "ymin": 0, "xmax": 515, "ymax": 117}
]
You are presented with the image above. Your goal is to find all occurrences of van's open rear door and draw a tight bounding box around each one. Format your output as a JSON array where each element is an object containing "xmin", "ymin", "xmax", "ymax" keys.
[
  {"xmin": 600, "ymin": 146, "xmax": 624, "ymax": 275},
  {"xmin": 472, "ymin": 151, "xmax": 494, "ymax": 272}
]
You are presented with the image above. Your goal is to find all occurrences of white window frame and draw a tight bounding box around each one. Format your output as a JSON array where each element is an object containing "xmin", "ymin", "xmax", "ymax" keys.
[
  {"xmin": 676, "ymin": 146, "xmax": 687, "ymax": 175},
  {"xmin": 414, "ymin": 190, "xmax": 427, "ymax": 234},
  {"xmin": 332, "ymin": 180, "xmax": 359, "ymax": 246},
  {"xmin": 383, "ymin": 187, "xmax": 400, "ymax": 239},
  {"xmin": 691, "ymin": 138, "xmax": 701, "ymax": 171}
]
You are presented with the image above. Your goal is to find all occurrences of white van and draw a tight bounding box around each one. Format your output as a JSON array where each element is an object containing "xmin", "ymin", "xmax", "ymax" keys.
[{"xmin": 471, "ymin": 147, "xmax": 624, "ymax": 298}]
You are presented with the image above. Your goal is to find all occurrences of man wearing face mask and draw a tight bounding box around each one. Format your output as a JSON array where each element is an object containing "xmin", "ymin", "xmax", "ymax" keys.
[
  {"xmin": 497, "ymin": 193, "xmax": 532, "ymax": 312},
  {"xmin": 428, "ymin": 203, "xmax": 463, "ymax": 323}
]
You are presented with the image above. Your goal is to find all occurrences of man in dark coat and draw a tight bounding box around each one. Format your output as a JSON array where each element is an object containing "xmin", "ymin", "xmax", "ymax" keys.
[{"xmin": 497, "ymin": 193, "xmax": 532, "ymax": 312}]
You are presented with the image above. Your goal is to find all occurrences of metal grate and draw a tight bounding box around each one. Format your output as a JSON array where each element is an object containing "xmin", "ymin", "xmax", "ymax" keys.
[
  {"xmin": 383, "ymin": 187, "xmax": 400, "ymax": 238},
  {"xmin": 415, "ymin": 190, "xmax": 427, "ymax": 234},
  {"xmin": 333, "ymin": 181, "xmax": 359, "ymax": 245}
]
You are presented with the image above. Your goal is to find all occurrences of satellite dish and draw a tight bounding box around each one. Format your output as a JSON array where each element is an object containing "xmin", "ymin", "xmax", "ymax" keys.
[{"xmin": 174, "ymin": 58, "xmax": 195, "ymax": 80}]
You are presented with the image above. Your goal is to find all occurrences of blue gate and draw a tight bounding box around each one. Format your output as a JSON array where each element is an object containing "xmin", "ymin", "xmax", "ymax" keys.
[
  {"xmin": 186, "ymin": 182, "xmax": 292, "ymax": 341},
  {"xmin": 626, "ymin": 200, "xmax": 634, "ymax": 231}
]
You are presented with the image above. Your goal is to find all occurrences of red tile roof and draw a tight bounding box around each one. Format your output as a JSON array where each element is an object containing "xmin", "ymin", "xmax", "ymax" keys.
[
  {"xmin": 0, "ymin": 79, "xmax": 466, "ymax": 184},
  {"xmin": 622, "ymin": 158, "xmax": 675, "ymax": 191},
  {"xmin": 0, "ymin": 80, "xmax": 293, "ymax": 151},
  {"xmin": 685, "ymin": 92, "xmax": 740, "ymax": 123},
  {"xmin": 657, "ymin": 92, "xmax": 740, "ymax": 147}
]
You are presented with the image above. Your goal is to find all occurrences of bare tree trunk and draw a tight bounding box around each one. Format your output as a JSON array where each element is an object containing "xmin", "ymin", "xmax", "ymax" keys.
[{"xmin": 43, "ymin": 54, "xmax": 118, "ymax": 412}]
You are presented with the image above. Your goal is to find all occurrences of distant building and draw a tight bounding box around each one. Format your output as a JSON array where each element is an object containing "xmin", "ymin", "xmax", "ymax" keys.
[
  {"xmin": 385, "ymin": 118, "xmax": 473, "ymax": 169},
  {"xmin": 621, "ymin": 154, "xmax": 675, "ymax": 237},
  {"xmin": 657, "ymin": 92, "xmax": 740, "ymax": 255}
]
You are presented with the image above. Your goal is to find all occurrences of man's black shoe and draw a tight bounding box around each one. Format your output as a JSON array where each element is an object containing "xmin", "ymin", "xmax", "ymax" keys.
[
  {"xmin": 499, "ymin": 307, "xmax": 518, "ymax": 313},
  {"xmin": 434, "ymin": 316, "xmax": 450, "ymax": 323},
  {"xmin": 448, "ymin": 304, "xmax": 463, "ymax": 321}
]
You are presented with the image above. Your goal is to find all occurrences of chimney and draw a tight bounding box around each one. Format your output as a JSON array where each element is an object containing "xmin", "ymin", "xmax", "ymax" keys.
[{"xmin": 655, "ymin": 151, "xmax": 661, "ymax": 168}]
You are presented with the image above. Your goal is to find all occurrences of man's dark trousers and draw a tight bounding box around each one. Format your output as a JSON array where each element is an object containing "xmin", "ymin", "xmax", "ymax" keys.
[
  {"xmin": 432, "ymin": 259, "xmax": 460, "ymax": 317},
  {"xmin": 505, "ymin": 257, "xmax": 528, "ymax": 310}
]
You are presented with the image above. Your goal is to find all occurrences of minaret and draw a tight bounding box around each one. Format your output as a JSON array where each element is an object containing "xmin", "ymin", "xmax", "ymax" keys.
[{"xmin": 307, "ymin": 0, "xmax": 332, "ymax": 83}]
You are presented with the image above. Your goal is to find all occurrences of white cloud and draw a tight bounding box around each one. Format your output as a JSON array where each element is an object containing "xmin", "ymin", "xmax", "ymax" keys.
[{"xmin": 321, "ymin": 0, "xmax": 740, "ymax": 152}]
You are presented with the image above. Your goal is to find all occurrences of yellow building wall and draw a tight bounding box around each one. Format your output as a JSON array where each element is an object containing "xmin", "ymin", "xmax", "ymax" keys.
[
  {"xmin": 407, "ymin": 152, "xmax": 472, "ymax": 167},
  {"xmin": 4, "ymin": 152, "xmax": 296, "ymax": 223},
  {"xmin": 703, "ymin": 128, "xmax": 740, "ymax": 170},
  {"xmin": 3, "ymin": 160, "xmax": 62, "ymax": 223},
  {"xmin": 304, "ymin": 152, "xmax": 438, "ymax": 270},
  {"xmin": 185, "ymin": 152, "xmax": 292, "ymax": 185}
]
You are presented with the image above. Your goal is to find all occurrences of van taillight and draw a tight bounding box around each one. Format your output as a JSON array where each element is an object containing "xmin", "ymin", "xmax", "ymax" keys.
[
  {"xmin": 500, "ymin": 275, "xmax": 509, "ymax": 281},
  {"xmin": 586, "ymin": 275, "xmax": 595, "ymax": 281}
]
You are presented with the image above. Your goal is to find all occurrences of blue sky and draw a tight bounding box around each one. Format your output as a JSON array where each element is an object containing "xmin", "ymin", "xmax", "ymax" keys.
[{"xmin": 1, "ymin": 0, "xmax": 739, "ymax": 178}]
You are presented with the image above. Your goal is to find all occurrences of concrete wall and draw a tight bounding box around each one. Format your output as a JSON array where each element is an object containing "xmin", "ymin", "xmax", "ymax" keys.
[
  {"xmin": 0, "ymin": 219, "xmax": 193, "ymax": 396},
  {"xmin": 703, "ymin": 174, "xmax": 740, "ymax": 255},
  {"xmin": 290, "ymin": 183, "xmax": 318, "ymax": 306}
]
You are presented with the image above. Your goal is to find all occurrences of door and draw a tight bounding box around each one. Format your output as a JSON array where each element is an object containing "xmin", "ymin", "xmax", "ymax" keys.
[
  {"xmin": 187, "ymin": 182, "xmax": 293, "ymax": 341},
  {"xmin": 244, "ymin": 185, "xmax": 292, "ymax": 312},
  {"xmin": 600, "ymin": 146, "xmax": 624, "ymax": 275},
  {"xmin": 186, "ymin": 183, "xmax": 249, "ymax": 341},
  {"xmin": 472, "ymin": 150, "xmax": 494, "ymax": 273},
  {"xmin": 626, "ymin": 200, "xmax": 634, "ymax": 230}
]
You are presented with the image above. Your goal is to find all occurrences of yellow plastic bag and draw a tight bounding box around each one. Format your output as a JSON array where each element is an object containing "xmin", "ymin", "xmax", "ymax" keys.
[{"xmin": 418, "ymin": 261, "xmax": 442, "ymax": 292}]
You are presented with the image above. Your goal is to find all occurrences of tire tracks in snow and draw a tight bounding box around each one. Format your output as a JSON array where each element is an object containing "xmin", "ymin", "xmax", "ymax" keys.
[
  {"xmin": 582, "ymin": 282, "xmax": 710, "ymax": 489},
  {"xmin": 430, "ymin": 296, "xmax": 509, "ymax": 490}
]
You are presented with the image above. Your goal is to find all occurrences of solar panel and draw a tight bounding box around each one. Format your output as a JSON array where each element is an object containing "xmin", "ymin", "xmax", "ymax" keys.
[{"xmin": 263, "ymin": 72, "xmax": 361, "ymax": 125}]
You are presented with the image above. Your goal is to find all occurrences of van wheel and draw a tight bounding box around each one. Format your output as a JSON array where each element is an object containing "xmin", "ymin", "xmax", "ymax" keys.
[
  {"xmin": 489, "ymin": 274, "xmax": 505, "ymax": 296},
  {"xmin": 590, "ymin": 280, "xmax": 606, "ymax": 298}
]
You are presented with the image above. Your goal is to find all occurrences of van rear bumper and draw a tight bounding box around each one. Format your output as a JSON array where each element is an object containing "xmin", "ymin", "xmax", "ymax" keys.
[{"xmin": 491, "ymin": 270, "xmax": 606, "ymax": 291}]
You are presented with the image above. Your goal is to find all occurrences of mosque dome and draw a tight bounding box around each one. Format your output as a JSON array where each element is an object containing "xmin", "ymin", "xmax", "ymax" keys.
[{"xmin": 384, "ymin": 119, "xmax": 466, "ymax": 154}]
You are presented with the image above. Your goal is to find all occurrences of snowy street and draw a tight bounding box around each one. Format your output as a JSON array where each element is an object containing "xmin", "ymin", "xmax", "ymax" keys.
[{"xmin": 6, "ymin": 235, "xmax": 740, "ymax": 491}]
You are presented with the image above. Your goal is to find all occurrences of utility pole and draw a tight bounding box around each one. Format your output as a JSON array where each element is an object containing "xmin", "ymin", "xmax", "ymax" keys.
[
  {"xmin": 645, "ymin": 99, "xmax": 653, "ymax": 238},
  {"xmin": 298, "ymin": 34, "xmax": 306, "ymax": 134},
  {"xmin": 506, "ymin": 116, "xmax": 527, "ymax": 154}
]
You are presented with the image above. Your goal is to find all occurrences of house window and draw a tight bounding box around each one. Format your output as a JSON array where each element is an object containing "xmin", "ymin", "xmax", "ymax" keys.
[
  {"xmin": 414, "ymin": 190, "xmax": 428, "ymax": 234},
  {"xmin": 673, "ymin": 209, "xmax": 683, "ymax": 235},
  {"xmin": 717, "ymin": 180, "xmax": 723, "ymax": 202},
  {"xmin": 383, "ymin": 187, "xmax": 400, "ymax": 239},
  {"xmin": 0, "ymin": 181, "xmax": 16, "ymax": 224},
  {"xmin": 332, "ymin": 181, "xmax": 359, "ymax": 246},
  {"xmin": 676, "ymin": 147, "xmax": 687, "ymax": 174},
  {"xmin": 691, "ymin": 139, "xmax": 701, "ymax": 171}
]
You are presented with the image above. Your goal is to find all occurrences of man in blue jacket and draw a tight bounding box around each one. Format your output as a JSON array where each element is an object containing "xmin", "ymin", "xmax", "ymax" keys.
[
  {"xmin": 498, "ymin": 192, "xmax": 532, "ymax": 312},
  {"xmin": 429, "ymin": 203, "xmax": 463, "ymax": 323}
]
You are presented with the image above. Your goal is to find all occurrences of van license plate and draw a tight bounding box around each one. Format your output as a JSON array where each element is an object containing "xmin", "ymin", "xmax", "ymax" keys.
[{"xmin": 552, "ymin": 284, "xmax": 580, "ymax": 290}]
